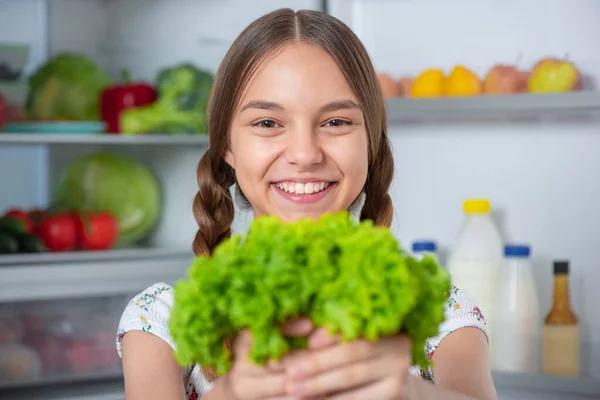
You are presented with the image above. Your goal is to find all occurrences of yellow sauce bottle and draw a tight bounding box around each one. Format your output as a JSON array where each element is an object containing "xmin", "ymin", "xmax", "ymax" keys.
[{"xmin": 542, "ymin": 260, "xmax": 579, "ymax": 377}]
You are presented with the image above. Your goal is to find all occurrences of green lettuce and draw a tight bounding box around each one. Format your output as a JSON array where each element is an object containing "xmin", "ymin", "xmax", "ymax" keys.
[{"xmin": 169, "ymin": 211, "xmax": 451, "ymax": 376}]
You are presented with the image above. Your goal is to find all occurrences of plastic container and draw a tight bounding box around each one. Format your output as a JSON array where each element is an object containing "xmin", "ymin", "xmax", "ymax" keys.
[
  {"xmin": 492, "ymin": 244, "xmax": 540, "ymax": 373},
  {"xmin": 411, "ymin": 240, "xmax": 438, "ymax": 262},
  {"xmin": 447, "ymin": 199, "xmax": 504, "ymax": 341},
  {"xmin": 0, "ymin": 295, "xmax": 127, "ymax": 386}
]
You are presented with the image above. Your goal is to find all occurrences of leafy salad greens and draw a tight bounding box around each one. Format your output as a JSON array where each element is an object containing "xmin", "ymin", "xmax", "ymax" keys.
[{"xmin": 169, "ymin": 211, "xmax": 451, "ymax": 376}]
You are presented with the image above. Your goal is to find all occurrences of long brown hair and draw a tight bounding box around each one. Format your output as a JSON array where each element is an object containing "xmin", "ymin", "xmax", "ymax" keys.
[{"xmin": 192, "ymin": 8, "xmax": 394, "ymax": 380}]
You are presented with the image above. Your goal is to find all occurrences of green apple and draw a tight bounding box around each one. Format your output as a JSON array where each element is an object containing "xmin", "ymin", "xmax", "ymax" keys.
[{"xmin": 528, "ymin": 58, "xmax": 582, "ymax": 93}]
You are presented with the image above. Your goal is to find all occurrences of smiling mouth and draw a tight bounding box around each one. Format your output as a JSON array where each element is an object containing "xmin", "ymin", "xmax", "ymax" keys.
[
  {"xmin": 275, "ymin": 181, "xmax": 332, "ymax": 194},
  {"xmin": 272, "ymin": 181, "xmax": 337, "ymax": 204}
]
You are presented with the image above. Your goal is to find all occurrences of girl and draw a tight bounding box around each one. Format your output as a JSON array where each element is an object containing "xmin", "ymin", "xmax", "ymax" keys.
[{"xmin": 117, "ymin": 8, "xmax": 498, "ymax": 400}]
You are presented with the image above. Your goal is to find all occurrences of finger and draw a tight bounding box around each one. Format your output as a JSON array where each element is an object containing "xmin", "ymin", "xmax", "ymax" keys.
[
  {"xmin": 238, "ymin": 372, "xmax": 289, "ymax": 399},
  {"xmin": 285, "ymin": 356, "xmax": 388, "ymax": 397},
  {"xmin": 232, "ymin": 330, "xmax": 253, "ymax": 359},
  {"xmin": 286, "ymin": 335, "xmax": 410, "ymax": 380},
  {"xmin": 327, "ymin": 378, "xmax": 406, "ymax": 400},
  {"xmin": 285, "ymin": 339, "xmax": 377, "ymax": 379},
  {"xmin": 280, "ymin": 317, "xmax": 314, "ymax": 337},
  {"xmin": 308, "ymin": 327, "xmax": 340, "ymax": 349}
]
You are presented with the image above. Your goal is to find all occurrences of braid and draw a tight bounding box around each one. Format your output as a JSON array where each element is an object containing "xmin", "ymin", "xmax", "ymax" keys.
[
  {"xmin": 360, "ymin": 134, "xmax": 394, "ymax": 227},
  {"xmin": 192, "ymin": 151, "xmax": 236, "ymax": 256}
]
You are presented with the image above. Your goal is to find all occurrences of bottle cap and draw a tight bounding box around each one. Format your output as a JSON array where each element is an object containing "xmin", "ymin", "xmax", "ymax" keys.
[
  {"xmin": 463, "ymin": 199, "xmax": 491, "ymax": 214},
  {"xmin": 504, "ymin": 244, "xmax": 530, "ymax": 257},
  {"xmin": 554, "ymin": 260, "xmax": 569, "ymax": 275},
  {"xmin": 412, "ymin": 241, "xmax": 437, "ymax": 253}
]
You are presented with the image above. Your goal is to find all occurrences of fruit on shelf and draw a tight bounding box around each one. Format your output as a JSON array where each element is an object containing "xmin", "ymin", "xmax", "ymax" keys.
[
  {"xmin": 484, "ymin": 64, "xmax": 528, "ymax": 94},
  {"xmin": 528, "ymin": 57, "xmax": 582, "ymax": 93},
  {"xmin": 377, "ymin": 73, "xmax": 400, "ymax": 98},
  {"xmin": 74, "ymin": 211, "xmax": 119, "ymax": 251},
  {"xmin": 444, "ymin": 65, "xmax": 482, "ymax": 97},
  {"xmin": 37, "ymin": 213, "xmax": 78, "ymax": 252},
  {"xmin": 0, "ymin": 343, "xmax": 42, "ymax": 380},
  {"xmin": 411, "ymin": 69, "xmax": 445, "ymax": 98},
  {"xmin": 0, "ymin": 207, "xmax": 121, "ymax": 254},
  {"xmin": 397, "ymin": 76, "xmax": 413, "ymax": 97},
  {"xmin": 100, "ymin": 69, "xmax": 157, "ymax": 133}
]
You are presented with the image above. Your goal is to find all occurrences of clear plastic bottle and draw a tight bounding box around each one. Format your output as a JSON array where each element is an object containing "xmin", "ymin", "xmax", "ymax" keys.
[
  {"xmin": 492, "ymin": 244, "xmax": 540, "ymax": 373},
  {"xmin": 447, "ymin": 199, "xmax": 504, "ymax": 341},
  {"xmin": 411, "ymin": 240, "xmax": 438, "ymax": 262}
]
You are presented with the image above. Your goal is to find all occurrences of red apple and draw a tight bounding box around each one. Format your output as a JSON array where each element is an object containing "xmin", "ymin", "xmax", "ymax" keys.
[
  {"xmin": 397, "ymin": 77, "xmax": 413, "ymax": 97},
  {"xmin": 484, "ymin": 64, "xmax": 528, "ymax": 94}
]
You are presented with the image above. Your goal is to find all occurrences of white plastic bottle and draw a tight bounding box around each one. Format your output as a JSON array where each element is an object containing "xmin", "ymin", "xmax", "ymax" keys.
[
  {"xmin": 447, "ymin": 199, "xmax": 504, "ymax": 341},
  {"xmin": 411, "ymin": 240, "xmax": 438, "ymax": 262},
  {"xmin": 492, "ymin": 244, "xmax": 540, "ymax": 373}
]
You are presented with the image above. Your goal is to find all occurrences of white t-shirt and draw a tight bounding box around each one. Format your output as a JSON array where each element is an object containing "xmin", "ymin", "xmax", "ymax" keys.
[{"xmin": 116, "ymin": 283, "xmax": 489, "ymax": 400}]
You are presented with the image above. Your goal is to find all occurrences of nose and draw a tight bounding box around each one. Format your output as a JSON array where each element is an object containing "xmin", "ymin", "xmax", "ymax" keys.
[{"xmin": 284, "ymin": 127, "xmax": 324, "ymax": 167}]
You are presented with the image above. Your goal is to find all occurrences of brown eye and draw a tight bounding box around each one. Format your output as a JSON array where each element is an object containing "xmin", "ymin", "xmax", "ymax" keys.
[
  {"xmin": 254, "ymin": 119, "xmax": 279, "ymax": 128},
  {"xmin": 325, "ymin": 119, "xmax": 351, "ymax": 127}
]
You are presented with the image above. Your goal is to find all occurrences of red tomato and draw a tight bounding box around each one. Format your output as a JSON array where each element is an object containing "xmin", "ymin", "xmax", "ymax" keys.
[
  {"xmin": 3, "ymin": 208, "xmax": 33, "ymax": 233},
  {"xmin": 37, "ymin": 213, "xmax": 78, "ymax": 252},
  {"xmin": 76, "ymin": 212, "xmax": 119, "ymax": 251}
]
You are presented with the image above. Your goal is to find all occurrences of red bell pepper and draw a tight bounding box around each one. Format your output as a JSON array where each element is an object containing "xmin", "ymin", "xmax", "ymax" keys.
[{"xmin": 100, "ymin": 69, "xmax": 157, "ymax": 133}]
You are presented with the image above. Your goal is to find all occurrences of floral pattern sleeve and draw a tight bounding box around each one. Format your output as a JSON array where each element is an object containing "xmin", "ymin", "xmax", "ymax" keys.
[
  {"xmin": 411, "ymin": 284, "xmax": 490, "ymax": 382},
  {"xmin": 116, "ymin": 283, "xmax": 176, "ymax": 357},
  {"xmin": 115, "ymin": 283, "xmax": 214, "ymax": 398}
]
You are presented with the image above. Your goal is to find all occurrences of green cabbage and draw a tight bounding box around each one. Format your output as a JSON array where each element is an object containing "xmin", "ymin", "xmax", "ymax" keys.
[
  {"xmin": 25, "ymin": 53, "xmax": 110, "ymax": 121},
  {"xmin": 51, "ymin": 152, "xmax": 162, "ymax": 245},
  {"xmin": 169, "ymin": 211, "xmax": 451, "ymax": 376}
]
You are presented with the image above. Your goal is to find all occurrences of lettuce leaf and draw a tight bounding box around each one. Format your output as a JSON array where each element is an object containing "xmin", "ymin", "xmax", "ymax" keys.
[{"xmin": 169, "ymin": 211, "xmax": 451, "ymax": 375}]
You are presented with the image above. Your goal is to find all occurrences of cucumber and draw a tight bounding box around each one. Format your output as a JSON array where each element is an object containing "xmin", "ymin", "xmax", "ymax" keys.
[
  {"xmin": 16, "ymin": 234, "xmax": 45, "ymax": 253},
  {"xmin": 0, "ymin": 217, "xmax": 27, "ymax": 235},
  {"xmin": 0, "ymin": 231, "xmax": 19, "ymax": 254}
]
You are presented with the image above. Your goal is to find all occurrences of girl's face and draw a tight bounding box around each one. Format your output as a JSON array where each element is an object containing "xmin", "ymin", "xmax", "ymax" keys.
[{"xmin": 225, "ymin": 43, "xmax": 369, "ymax": 222}]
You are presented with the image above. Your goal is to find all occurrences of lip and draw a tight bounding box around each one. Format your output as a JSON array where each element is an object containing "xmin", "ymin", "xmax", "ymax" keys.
[
  {"xmin": 273, "ymin": 182, "xmax": 336, "ymax": 204},
  {"xmin": 273, "ymin": 177, "xmax": 335, "ymax": 184}
]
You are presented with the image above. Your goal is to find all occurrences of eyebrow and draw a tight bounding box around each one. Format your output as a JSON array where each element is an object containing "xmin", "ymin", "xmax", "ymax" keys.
[
  {"xmin": 239, "ymin": 99, "xmax": 361, "ymax": 113},
  {"xmin": 319, "ymin": 99, "xmax": 360, "ymax": 113}
]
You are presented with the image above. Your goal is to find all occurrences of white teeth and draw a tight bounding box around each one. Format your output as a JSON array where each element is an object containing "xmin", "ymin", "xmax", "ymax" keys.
[{"xmin": 276, "ymin": 181, "xmax": 330, "ymax": 194}]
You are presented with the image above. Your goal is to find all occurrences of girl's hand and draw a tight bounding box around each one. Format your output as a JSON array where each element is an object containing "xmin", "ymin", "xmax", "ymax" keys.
[
  {"xmin": 282, "ymin": 328, "xmax": 412, "ymax": 399},
  {"xmin": 220, "ymin": 318, "xmax": 314, "ymax": 400}
]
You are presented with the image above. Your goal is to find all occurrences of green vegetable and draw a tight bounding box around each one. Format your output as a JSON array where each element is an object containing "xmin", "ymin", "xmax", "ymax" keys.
[
  {"xmin": 0, "ymin": 217, "xmax": 27, "ymax": 235},
  {"xmin": 122, "ymin": 63, "xmax": 214, "ymax": 135},
  {"xmin": 16, "ymin": 234, "xmax": 45, "ymax": 253},
  {"xmin": 51, "ymin": 152, "xmax": 162, "ymax": 245},
  {"xmin": 0, "ymin": 231, "xmax": 19, "ymax": 254},
  {"xmin": 25, "ymin": 53, "xmax": 111, "ymax": 121},
  {"xmin": 169, "ymin": 211, "xmax": 451, "ymax": 376}
]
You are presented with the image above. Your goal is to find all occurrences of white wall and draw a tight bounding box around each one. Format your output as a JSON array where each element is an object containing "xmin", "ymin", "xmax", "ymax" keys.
[{"xmin": 330, "ymin": 0, "xmax": 600, "ymax": 379}]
